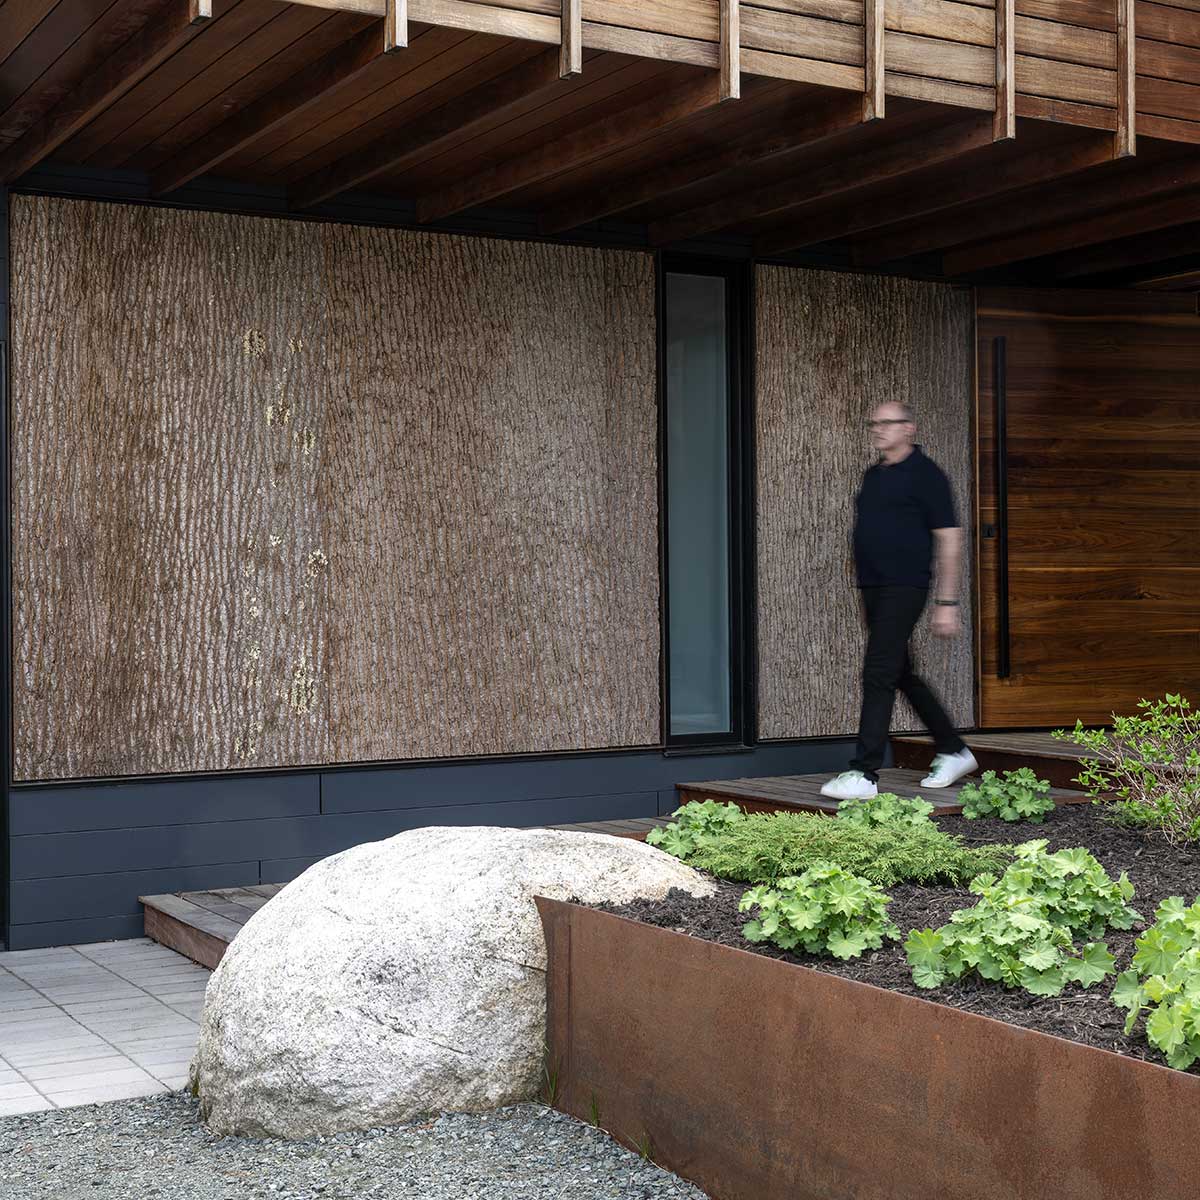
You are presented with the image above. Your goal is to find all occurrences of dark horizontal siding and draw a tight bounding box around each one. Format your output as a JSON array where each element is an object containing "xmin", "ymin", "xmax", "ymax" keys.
[{"xmin": 5, "ymin": 741, "xmax": 855, "ymax": 950}]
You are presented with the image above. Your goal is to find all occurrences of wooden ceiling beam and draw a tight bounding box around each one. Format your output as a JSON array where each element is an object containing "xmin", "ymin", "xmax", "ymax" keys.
[
  {"xmin": 762, "ymin": 132, "xmax": 1115, "ymax": 257},
  {"xmin": 0, "ymin": 0, "xmax": 212, "ymax": 184},
  {"xmin": 152, "ymin": 23, "xmax": 385, "ymax": 196},
  {"xmin": 539, "ymin": 92, "xmax": 865, "ymax": 235},
  {"xmin": 853, "ymin": 152, "xmax": 1192, "ymax": 265},
  {"xmin": 944, "ymin": 187, "xmax": 1200, "ymax": 277},
  {"xmin": 1050, "ymin": 222, "xmax": 1200, "ymax": 282},
  {"xmin": 415, "ymin": 68, "xmax": 727, "ymax": 225},
  {"xmin": 290, "ymin": 47, "xmax": 566, "ymax": 211},
  {"xmin": 653, "ymin": 113, "xmax": 993, "ymax": 249}
]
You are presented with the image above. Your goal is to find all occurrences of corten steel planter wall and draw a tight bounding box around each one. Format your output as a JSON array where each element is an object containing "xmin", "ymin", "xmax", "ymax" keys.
[{"xmin": 536, "ymin": 897, "xmax": 1198, "ymax": 1200}]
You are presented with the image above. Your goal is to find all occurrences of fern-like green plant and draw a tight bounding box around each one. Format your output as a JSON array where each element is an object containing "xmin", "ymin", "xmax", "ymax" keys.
[
  {"xmin": 836, "ymin": 792, "xmax": 934, "ymax": 829},
  {"xmin": 959, "ymin": 768, "xmax": 1054, "ymax": 823},
  {"xmin": 683, "ymin": 810, "xmax": 1012, "ymax": 887},
  {"xmin": 740, "ymin": 862, "xmax": 900, "ymax": 959}
]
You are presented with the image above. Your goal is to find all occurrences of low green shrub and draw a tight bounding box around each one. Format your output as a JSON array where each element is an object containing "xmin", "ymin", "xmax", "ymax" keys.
[
  {"xmin": 905, "ymin": 841, "xmax": 1136, "ymax": 997},
  {"xmin": 1112, "ymin": 896, "xmax": 1200, "ymax": 1069},
  {"xmin": 836, "ymin": 793, "xmax": 934, "ymax": 829},
  {"xmin": 958, "ymin": 768, "xmax": 1054, "ymax": 823},
  {"xmin": 1056, "ymin": 694, "xmax": 1200, "ymax": 844},
  {"xmin": 646, "ymin": 799, "xmax": 743, "ymax": 858},
  {"xmin": 682, "ymin": 810, "xmax": 1012, "ymax": 887},
  {"xmin": 739, "ymin": 862, "xmax": 900, "ymax": 959}
]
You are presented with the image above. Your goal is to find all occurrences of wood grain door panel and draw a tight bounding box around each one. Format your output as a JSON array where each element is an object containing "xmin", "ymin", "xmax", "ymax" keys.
[{"xmin": 977, "ymin": 288, "xmax": 1200, "ymax": 728}]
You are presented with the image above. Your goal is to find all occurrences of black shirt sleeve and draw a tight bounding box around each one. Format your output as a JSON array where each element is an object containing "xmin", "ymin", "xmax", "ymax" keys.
[{"xmin": 919, "ymin": 460, "xmax": 958, "ymax": 530}]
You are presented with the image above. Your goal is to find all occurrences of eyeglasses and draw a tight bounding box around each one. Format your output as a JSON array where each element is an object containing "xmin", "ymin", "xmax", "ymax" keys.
[{"xmin": 866, "ymin": 418, "xmax": 911, "ymax": 429}]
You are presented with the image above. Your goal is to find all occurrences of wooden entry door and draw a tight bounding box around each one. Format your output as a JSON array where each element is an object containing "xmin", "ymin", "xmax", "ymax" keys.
[{"xmin": 976, "ymin": 288, "xmax": 1200, "ymax": 729}]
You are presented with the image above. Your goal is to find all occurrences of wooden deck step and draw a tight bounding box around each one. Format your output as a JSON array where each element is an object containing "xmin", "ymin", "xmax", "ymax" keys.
[
  {"xmin": 676, "ymin": 767, "xmax": 1086, "ymax": 817},
  {"xmin": 141, "ymin": 815, "xmax": 673, "ymax": 967},
  {"xmin": 891, "ymin": 731, "xmax": 1096, "ymax": 790}
]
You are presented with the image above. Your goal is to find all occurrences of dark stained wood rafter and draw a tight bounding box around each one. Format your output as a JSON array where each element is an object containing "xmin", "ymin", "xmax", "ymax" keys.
[
  {"xmin": 852, "ymin": 151, "xmax": 1197, "ymax": 266},
  {"xmin": 0, "ymin": 0, "xmax": 214, "ymax": 184},
  {"xmin": 655, "ymin": 113, "xmax": 994, "ymax": 250},
  {"xmin": 538, "ymin": 90, "xmax": 865, "ymax": 234},
  {"xmin": 415, "ymin": 68, "xmax": 728, "ymax": 224},
  {"xmin": 944, "ymin": 186, "xmax": 1200, "ymax": 276},
  {"xmin": 769, "ymin": 131, "xmax": 1116, "ymax": 257},
  {"xmin": 1050, "ymin": 222, "xmax": 1200, "ymax": 281},
  {"xmin": 152, "ymin": 21, "xmax": 386, "ymax": 195},
  {"xmin": 290, "ymin": 45, "xmax": 568, "ymax": 210}
]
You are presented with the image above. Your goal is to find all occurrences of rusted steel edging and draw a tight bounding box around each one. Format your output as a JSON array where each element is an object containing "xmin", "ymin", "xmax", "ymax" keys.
[{"xmin": 535, "ymin": 897, "xmax": 1198, "ymax": 1200}]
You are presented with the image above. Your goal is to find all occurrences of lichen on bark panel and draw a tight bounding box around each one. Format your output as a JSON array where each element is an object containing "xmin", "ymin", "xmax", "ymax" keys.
[
  {"xmin": 755, "ymin": 265, "xmax": 975, "ymax": 741},
  {"xmin": 9, "ymin": 196, "xmax": 658, "ymax": 780},
  {"xmin": 320, "ymin": 225, "xmax": 659, "ymax": 762}
]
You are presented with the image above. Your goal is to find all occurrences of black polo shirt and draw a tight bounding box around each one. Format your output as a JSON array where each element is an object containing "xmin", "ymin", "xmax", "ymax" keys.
[{"xmin": 853, "ymin": 445, "xmax": 957, "ymax": 588}]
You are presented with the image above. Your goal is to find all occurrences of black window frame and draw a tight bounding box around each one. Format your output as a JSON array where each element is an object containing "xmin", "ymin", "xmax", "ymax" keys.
[{"xmin": 657, "ymin": 252, "xmax": 756, "ymax": 752}]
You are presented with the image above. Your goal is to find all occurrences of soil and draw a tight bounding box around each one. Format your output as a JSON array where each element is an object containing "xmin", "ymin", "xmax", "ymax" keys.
[{"xmin": 597, "ymin": 805, "xmax": 1200, "ymax": 1070}]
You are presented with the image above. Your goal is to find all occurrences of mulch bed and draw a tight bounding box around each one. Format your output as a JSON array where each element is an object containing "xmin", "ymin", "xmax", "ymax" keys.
[{"xmin": 597, "ymin": 805, "xmax": 1200, "ymax": 1070}]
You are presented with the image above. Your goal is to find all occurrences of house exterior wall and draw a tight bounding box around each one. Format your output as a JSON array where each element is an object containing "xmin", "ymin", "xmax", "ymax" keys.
[
  {"xmin": 755, "ymin": 265, "xmax": 976, "ymax": 739},
  {"xmin": 9, "ymin": 196, "xmax": 660, "ymax": 782}
]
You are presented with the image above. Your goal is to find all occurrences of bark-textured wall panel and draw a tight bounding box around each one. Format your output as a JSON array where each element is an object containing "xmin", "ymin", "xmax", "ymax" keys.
[
  {"xmin": 320, "ymin": 225, "xmax": 659, "ymax": 762},
  {"xmin": 10, "ymin": 196, "xmax": 658, "ymax": 780},
  {"xmin": 755, "ymin": 266, "xmax": 975, "ymax": 740}
]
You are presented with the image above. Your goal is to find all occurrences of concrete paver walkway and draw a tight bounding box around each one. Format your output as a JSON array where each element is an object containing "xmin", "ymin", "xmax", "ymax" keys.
[{"xmin": 0, "ymin": 938, "xmax": 210, "ymax": 1115}]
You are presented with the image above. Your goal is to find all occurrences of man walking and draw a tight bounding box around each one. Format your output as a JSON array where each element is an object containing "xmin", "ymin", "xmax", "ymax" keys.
[{"xmin": 820, "ymin": 402, "xmax": 977, "ymax": 801}]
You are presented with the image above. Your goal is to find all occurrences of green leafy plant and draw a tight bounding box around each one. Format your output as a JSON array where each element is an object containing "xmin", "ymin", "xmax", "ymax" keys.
[
  {"xmin": 958, "ymin": 768, "xmax": 1055, "ymax": 823},
  {"xmin": 645, "ymin": 798, "xmax": 744, "ymax": 858},
  {"xmin": 1056, "ymin": 694, "xmax": 1200, "ymax": 844},
  {"xmin": 905, "ymin": 841, "xmax": 1135, "ymax": 996},
  {"xmin": 836, "ymin": 792, "xmax": 934, "ymax": 829},
  {"xmin": 739, "ymin": 862, "xmax": 900, "ymax": 959},
  {"xmin": 1112, "ymin": 895, "xmax": 1200, "ymax": 1069},
  {"xmin": 684, "ymin": 810, "xmax": 1011, "ymax": 887}
]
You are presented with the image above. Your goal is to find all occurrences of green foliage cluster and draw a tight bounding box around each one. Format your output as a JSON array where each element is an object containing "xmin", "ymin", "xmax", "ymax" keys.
[
  {"xmin": 959, "ymin": 768, "xmax": 1055, "ymax": 823},
  {"xmin": 836, "ymin": 792, "xmax": 934, "ymax": 829},
  {"xmin": 1112, "ymin": 896, "xmax": 1200, "ymax": 1070},
  {"xmin": 682, "ymin": 810, "xmax": 1012, "ymax": 887},
  {"xmin": 645, "ymin": 799, "xmax": 743, "ymax": 858},
  {"xmin": 739, "ymin": 862, "xmax": 899, "ymax": 959},
  {"xmin": 1056, "ymin": 694, "xmax": 1200, "ymax": 844},
  {"xmin": 905, "ymin": 840, "xmax": 1138, "ymax": 997}
]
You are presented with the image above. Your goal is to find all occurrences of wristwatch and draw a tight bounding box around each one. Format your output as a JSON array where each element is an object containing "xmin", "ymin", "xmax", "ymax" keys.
[{"xmin": 934, "ymin": 599, "xmax": 960, "ymax": 607}]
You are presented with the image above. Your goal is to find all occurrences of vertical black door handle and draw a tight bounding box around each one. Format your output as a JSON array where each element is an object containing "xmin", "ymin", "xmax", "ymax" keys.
[{"xmin": 994, "ymin": 336, "xmax": 1011, "ymax": 681}]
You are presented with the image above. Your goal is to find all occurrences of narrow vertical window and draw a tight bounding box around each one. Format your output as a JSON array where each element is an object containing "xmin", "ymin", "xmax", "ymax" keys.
[{"xmin": 662, "ymin": 262, "xmax": 744, "ymax": 744}]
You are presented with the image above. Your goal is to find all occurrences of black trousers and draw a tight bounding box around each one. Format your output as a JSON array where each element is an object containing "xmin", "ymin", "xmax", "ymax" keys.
[{"xmin": 850, "ymin": 585, "xmax": 965, "ymax": 781}]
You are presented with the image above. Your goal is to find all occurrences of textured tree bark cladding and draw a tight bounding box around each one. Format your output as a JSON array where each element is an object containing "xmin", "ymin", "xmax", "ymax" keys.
[
  {"xmin": 755, "ymin": 266, "xmax": 975, "ymax": 740},
  {"xmin": 9, "ymin": 196, "xmax": 658, "ymax": 780}
]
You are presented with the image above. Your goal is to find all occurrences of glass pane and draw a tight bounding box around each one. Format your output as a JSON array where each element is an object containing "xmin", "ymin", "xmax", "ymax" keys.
[{"xmin": 665, "ymin": 272, "xmax": 731, "ymax": 736}]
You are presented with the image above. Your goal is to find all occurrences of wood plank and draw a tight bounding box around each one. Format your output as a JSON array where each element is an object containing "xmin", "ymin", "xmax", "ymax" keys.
[
  {"xmin": 996, "ymin": 0, "xmax": 1015, "ymax": 138},
  {"xmin": 582, "ymin": 21, "xmax": 718, "ymax": 67},
  {"xmin": 720, "ymin": 0, "xmax": 739, "ymax": 100},
  {"xmin": 866, "ymin": 0, "xmax": 885, "ymax": 119},
  {"xmin": 946, "ymin": 186, "xmax": 1200, "ymax": 274},
  {"xmin": 561, "ymin": 0, "xmax": 581, "ymax": 76},
  {"xmin": 415, "ymin": 68, "xmax": 723, "ymax": 223},
  {"xmin": 291, "ymin": 46, "xmax": 564, "ymax": 207},
  {"xmin": 740, "ymin": 8, "xmax": 864, "ymax": 63},
  {"xmin": 885, "ymin": 71, "xmax": 993, "ymax": 108},
  {"xmin": 386, "ymin": 0, "xmax": 407, "ymax": 50},
  {"xmin": 793, "ymin": 132, "xmax": 1114, "ymax": 251},
  {"xmin": 245, "ymin": 884, "xmax": 286, "ymax": 900},
  {"xmin": 741, "ymin": 47, "xmax": 864, "ymax": 88},
  {"xmin": 0, "ymin": 0, "xmax": 59, "ymax": 65},
  {"xmin": 141, "ymin": 893, "xmax": 244, "ymax": 941},
  {"xmin": 152, "ymin": 22, "xmax": 385, "ymax": 194},
  {"xmin": 539, "ymin": 90, "xmax": 864, "ymax": 232},
  {"xmin": 1118, "ymin": 0, "xmax": 1136, "ymax": 153},
  {"xmin": 0, "ymin": 0, "xmax": 208, "ymax": 182},
  {"xmin": 143, "ymin": 902, "xmax": 230, "ymax": 970}
]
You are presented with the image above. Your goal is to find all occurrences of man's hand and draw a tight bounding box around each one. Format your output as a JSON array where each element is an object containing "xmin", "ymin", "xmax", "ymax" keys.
[{"xmin": 932, "ymin": 605, "xmax": 960, "ymax": 639}]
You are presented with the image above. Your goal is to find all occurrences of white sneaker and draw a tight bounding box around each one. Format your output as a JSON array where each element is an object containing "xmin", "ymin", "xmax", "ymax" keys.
[
  {"xmin": 921, "ymin": 748, "xmax": 979, "ymax": 789},
  {"xmin": 819, "ymin": 770, "xmax": 878, "ymax": 801}
]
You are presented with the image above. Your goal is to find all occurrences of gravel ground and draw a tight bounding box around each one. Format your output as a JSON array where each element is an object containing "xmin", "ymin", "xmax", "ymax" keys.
[{"xmin": 0, "ymin": 1093, "xmax": 710, "ymax": 1200}]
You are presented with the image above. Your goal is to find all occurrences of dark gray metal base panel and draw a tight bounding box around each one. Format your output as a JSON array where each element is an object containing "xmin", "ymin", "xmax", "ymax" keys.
[{"xmin": 6, "ymin": 740, "xmax": 854, "ymax": 949}]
